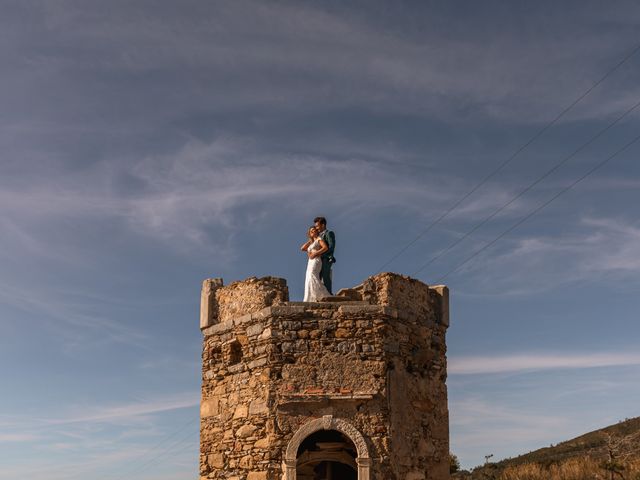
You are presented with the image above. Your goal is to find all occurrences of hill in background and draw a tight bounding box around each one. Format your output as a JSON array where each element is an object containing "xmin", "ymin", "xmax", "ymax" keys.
[{"xmin": 455, "ymin": 416, "xmax": 640, "ymax": 480}]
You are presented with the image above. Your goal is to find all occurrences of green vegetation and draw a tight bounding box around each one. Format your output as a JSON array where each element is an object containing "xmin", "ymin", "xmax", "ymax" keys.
[{"xmin": 450, "ymin": 452, "xmax": 461, "ymax": 473}]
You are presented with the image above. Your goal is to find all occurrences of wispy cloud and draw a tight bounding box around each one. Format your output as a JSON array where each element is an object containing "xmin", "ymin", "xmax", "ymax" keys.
[
  {"xmin": 0, "ymin": 393, "xmax": 199, "ymax": 448},
  {"xmin": 448, "ymin": 364, "xmax": 640, "ymax": 467},
  {"xmin": 449, "ymin": 397, "xmax": 571, "ymax": 467},
  {"xmin": 452, "ymin": 215, "xmax": 640, "ymax": 295},
  {"xmin": 37, "ymin": 392, "xmax": 200, "ymax": 427},
  {"xmin": 0, "ymin": 443, "xmax": 197, "ymax": 480},
  {"xmin": 1, "ymin": 3, "xmax": 639, "ymax": 478},
  {"xmin": 450, "ymin": 351, "xmax": 640, "ymax": 375},
  {"xmin": 0, "ymin": 280, "xmax": 150, "ymax": 349},
  {"xmin": 0, "ymin": 393, "xmax": 200, "ymax": 480},
  {"xmin": 0, "ymin": 432, "xmax": 42, "ymax": 443},
  {"xmin": 451, "ymin": 397, "xmax": 567, "ymax": 435},
  {"xmin": 1, "ymin": 0, "xmax": 637, "ymax": 137},
  {"xmin": 0, "ymin": 136, "xmax": 460, "ymax": 256}
]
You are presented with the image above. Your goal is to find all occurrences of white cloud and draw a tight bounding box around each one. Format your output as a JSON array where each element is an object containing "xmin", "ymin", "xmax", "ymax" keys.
[
  {"xmin": 3, "ymin": 392, "xmax": 199, "ymax": 431},
  {"xmin": 0, "ymin": 136, "xmax": 460, "ymax": 257},
  {"xmin": 448, "ymin": 363, "xmax": 640, "ymax": 468},
  {"xmin": 40, "ymin": 392, "xmax": 200, "ymax": 426},
  {"xmin": 449, "ymin": 397, "xmax": 571, "ymax": 467},
  {"xmin": 452, "ymin": 215, "xmax": 640, "ymax": 295},
  {"xmin": 580, "ymin": 217, "xmax": 640, "ymax": 272},
  {"xmin": 0, "ymin": 279, "xmax": 150, "ymax": 349},
  {"xmin": 6, "ymin": 0, "xmax": 638, "ymax": 125},
  {"xmin": 451, "ymin": 397, "xmax": 567, "ymax": 436},
  {"xmin": 450, "ymin": 351, "xmax": 640, "ymax": 375},
  {"xmin": 0, "ymin": 432, "xmax": 42, "ymax": 443},
  {"xmin": 0, "ymin": 393, "xmax": 200, "ymax": 480}
]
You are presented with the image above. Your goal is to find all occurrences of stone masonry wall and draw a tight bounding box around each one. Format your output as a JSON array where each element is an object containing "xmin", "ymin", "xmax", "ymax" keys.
[
  {"xmin": 337, "ymin": 273, "xmax": 449, "ymax": 327},
  {"xmin": 199, "ymin": 273, "xmax": 450, "ymax": 480},
  {"xmin": 200, "ymin": 276, "xmax": 289, "ymax": 329}
]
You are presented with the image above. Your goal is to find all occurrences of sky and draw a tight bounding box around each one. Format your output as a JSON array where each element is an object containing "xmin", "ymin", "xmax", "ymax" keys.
[{"xmin": 1, "ymin": 0, "xmax": 640, "ymax": 476}]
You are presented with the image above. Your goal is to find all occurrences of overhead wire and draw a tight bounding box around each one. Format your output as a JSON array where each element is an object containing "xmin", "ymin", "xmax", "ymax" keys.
[
  {"xmin": 116, "ymin": 425, "xmax": 199, "ymax": 479},
  {"xmin": 92, "ymin": 37, "xmax": 640, "ymax": 480},
  {"xmin": 412, "ymin": 97, "xmax": 640, "ymax": 276},
  {"xmin": 100, "ymin": 415, "xmax": 199, "ymax": 480},
  {"xmin": 376, "ymin": 41, "xmax": 640, "ymax": 274},
  {"xmin": 433, "ymin": 131, "xmax": 640, "ymax": 284}
]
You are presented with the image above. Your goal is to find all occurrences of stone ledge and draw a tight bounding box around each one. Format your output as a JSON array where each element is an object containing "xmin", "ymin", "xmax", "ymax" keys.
[
  {"xmin": 279, "ymin": 393, "xmax": 376, "ymax": 405},
  {"xmin": 202, "ymin": 319, "xmax": 234, "ymax": 336},
  {"xmin": 202, "ymin": 303, "xmax": 441, "ymax": 337},
  {"xmin": 337, "ymin": 305, "xmax": 399, "ymax": 318},
  {"xmin": 285, "ymin": 301, "xmax": 370, "ymax": 308},
  {"xmin": 269, "ymin": 305, "xmax": 306, "ymax": 316}
]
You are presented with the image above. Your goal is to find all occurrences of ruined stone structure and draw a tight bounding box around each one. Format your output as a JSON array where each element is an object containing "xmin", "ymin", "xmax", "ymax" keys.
[{"xmin": 199, "ymin": 273, "xmax": 450, "ymax": 480}]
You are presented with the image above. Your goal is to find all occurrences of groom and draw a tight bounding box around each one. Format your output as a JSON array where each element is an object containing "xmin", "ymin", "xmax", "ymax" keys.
[{"xmin": 313, "ymin": 216, "xmax": 336, "ymax": 295}]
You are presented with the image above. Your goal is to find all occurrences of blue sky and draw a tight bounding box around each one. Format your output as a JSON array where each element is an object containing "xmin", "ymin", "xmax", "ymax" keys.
[{"xmin": 1, "ymin": 0, "xmax": 640, "ymax": 476}]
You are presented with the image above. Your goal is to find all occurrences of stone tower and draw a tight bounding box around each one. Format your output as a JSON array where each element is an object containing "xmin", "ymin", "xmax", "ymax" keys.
[{"xmin": 199, "ymin": 273, "xmax": 450, "ymax": 480}]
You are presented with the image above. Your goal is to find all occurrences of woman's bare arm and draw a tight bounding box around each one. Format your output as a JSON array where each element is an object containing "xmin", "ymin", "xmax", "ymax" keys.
[
  {"xmin": 301, "ymin": 240, "xmax": 312, "ymax": 251},
  {"xmin": 310, "ymin": 239, "xmax": 328, "ymax": 258}
]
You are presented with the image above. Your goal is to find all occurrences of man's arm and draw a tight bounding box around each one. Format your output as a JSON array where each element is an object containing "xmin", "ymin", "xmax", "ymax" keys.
[
  {"xmin": 310, "ymin": 239, "xmax": 328, "ymax": 259},
  {"xmin": 324, "ymin": 231, "xmax": 335, "ymax": 255}
]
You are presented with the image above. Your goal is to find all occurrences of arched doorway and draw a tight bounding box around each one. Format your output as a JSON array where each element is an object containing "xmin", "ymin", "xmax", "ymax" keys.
[
  {"xmin": 296, "ymin": 429, "xmax": 357, "ymax": 480},
  {"xmin": 282, "ymin": 415, "xmax": 371, "ymax": 480}
]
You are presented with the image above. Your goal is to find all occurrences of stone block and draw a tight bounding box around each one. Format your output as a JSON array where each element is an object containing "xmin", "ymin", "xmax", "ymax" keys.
[
  {"xmin": 338, "ymin": 304, "xmax": 385, "ymax": 315},
  {"xmin": 249, "ymin": 399, "xmax": 268, "ymax": 415},
  {"xmin": 254, "ymin": 436, "xmax": 271, "ymax": 449},
  {"xmin": 234, "ymin": 312, "xmax": 254, "ymax": 325},
  {"xmin": 252, "ymin": 306, "xmax": 273, "ymax": 319},
  {"xmin": 207, "ymin": 452, "xmax": 225, "ymax": 469},
  {"xmin": 406, "ymin": 471, "xmax": 426, "ymax": 480},
  {"xmin": 271, "ymin": 306, "xmax": 305, "ymax": 316},
  {"xmin": 259, "ymin": 327, "xmax": 274, "ymax": 339},
  {"xmin": 431, "ymin": 285, "xmax": 449, "ymax": 326},
  {"xmin": 200, "ymin": 398, "xmax": 219, "ymax": 417},
  {"xmin": 233, "ymin": 405, "xmax": 248, "ymax": 419},
  {"xmin": 200, "ymin": 278, "xmax": 224, "ymax": 329},
  {"xmin": 235, "ymin": 424, "xmax": 257, "ymax": 438},
  {"xmin": 281, "ymin": 320, "xmax": 302, "ymax": 330},
  {"xmin": 246, "ymin": 323, "xmax": 264, "ymax": 337},
  {"xmin": 334, "ymin": 328, "xmax": 350, "ymax": 338},
  {"xmin": 202, "ymin": 320, "xmax": 233, "ymax": 336},
  {"xmin": 247, "ymin": 472, "xmax": 268, "ymax": 480},
  {"xmin": 247, "ymin": 357, "xmax": 268, "ymax": 369},
  {"xmin": 239, "ymin": 454, "xmax": 253, "ymax": 469}
]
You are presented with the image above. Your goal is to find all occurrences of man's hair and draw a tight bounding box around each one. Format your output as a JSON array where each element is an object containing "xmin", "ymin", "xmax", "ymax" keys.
[{"xmin": 313, "ymin": 216, "xmax": 327, "ymax": 226}]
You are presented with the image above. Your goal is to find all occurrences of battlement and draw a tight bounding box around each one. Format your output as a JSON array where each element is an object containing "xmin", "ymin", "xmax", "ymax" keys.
[
  {"xmin": 198, "ymin": 273, "xmax": 450, "ymax": 480},
  {"xmin": 200, "ymin": 272, "xmax": 449, "ymax": 330},
  {"xmin": 200, "ymin": 276, "xmax": 289, "ymax": 329}
]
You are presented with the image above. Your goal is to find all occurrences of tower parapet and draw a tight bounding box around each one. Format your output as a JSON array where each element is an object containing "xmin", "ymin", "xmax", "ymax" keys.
[{"xmin": 199, "ymin": 273, "xmax": 450, "ymax": 480}]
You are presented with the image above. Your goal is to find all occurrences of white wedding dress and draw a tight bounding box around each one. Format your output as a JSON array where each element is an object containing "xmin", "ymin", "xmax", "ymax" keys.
[{"xmin": 303, "ymin": 238, "xmax": 331, "ymax": 302}]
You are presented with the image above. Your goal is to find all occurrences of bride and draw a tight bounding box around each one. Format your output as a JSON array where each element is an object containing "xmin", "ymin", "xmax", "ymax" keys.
[{"xmin": 301, "ymin": 226, "xmax": 331, "ymax": 302}]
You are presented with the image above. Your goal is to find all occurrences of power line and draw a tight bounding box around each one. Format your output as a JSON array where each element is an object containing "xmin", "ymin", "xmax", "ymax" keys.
[
  {"xmin": 101, "ymin": 416, "xmax": 199, "ymax": 480},
  {"xmin": 118, "ymin": 426, "xmax": 199, "ymax": 480},
  {"xmin": 376, "ymin": 41, "xmax": 640, "ymax": 274},
  {"xmin": 412, "ymin": 98, "xmax": 640, "ymax": 276},
  {"xmin": 433, "ymin": 131, "xmax": 640, "ymax": 284}
]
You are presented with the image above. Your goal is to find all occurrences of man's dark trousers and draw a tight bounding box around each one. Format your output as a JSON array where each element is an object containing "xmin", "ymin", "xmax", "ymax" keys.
[
  {"xmin": 319, "ymin": 229, "xmax": 335, "ymax": 295},
  {"xmin": 320, "ymin": 257, "xmax": 333, "ymax": 295}
]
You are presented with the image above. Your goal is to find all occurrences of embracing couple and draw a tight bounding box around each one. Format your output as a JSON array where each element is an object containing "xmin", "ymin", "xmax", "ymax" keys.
[{"xmin": 300, "ymin": 216, "xmax": 336, "ymax": 302}]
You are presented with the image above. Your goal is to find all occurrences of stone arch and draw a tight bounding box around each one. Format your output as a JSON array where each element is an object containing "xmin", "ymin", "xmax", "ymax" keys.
[{"xmin": 282, "ymin": 415, "xmax": 371, "ymax": 480}]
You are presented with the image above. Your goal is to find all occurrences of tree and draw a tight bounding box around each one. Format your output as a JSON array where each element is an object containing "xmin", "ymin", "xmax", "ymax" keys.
[
  {"xmin": 450, "ymin": 452, "xmax": 461, "ymax": 473},
  {"xmin": 599, "ymin": 430, "xmax": 640, "ymax": 480}
]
